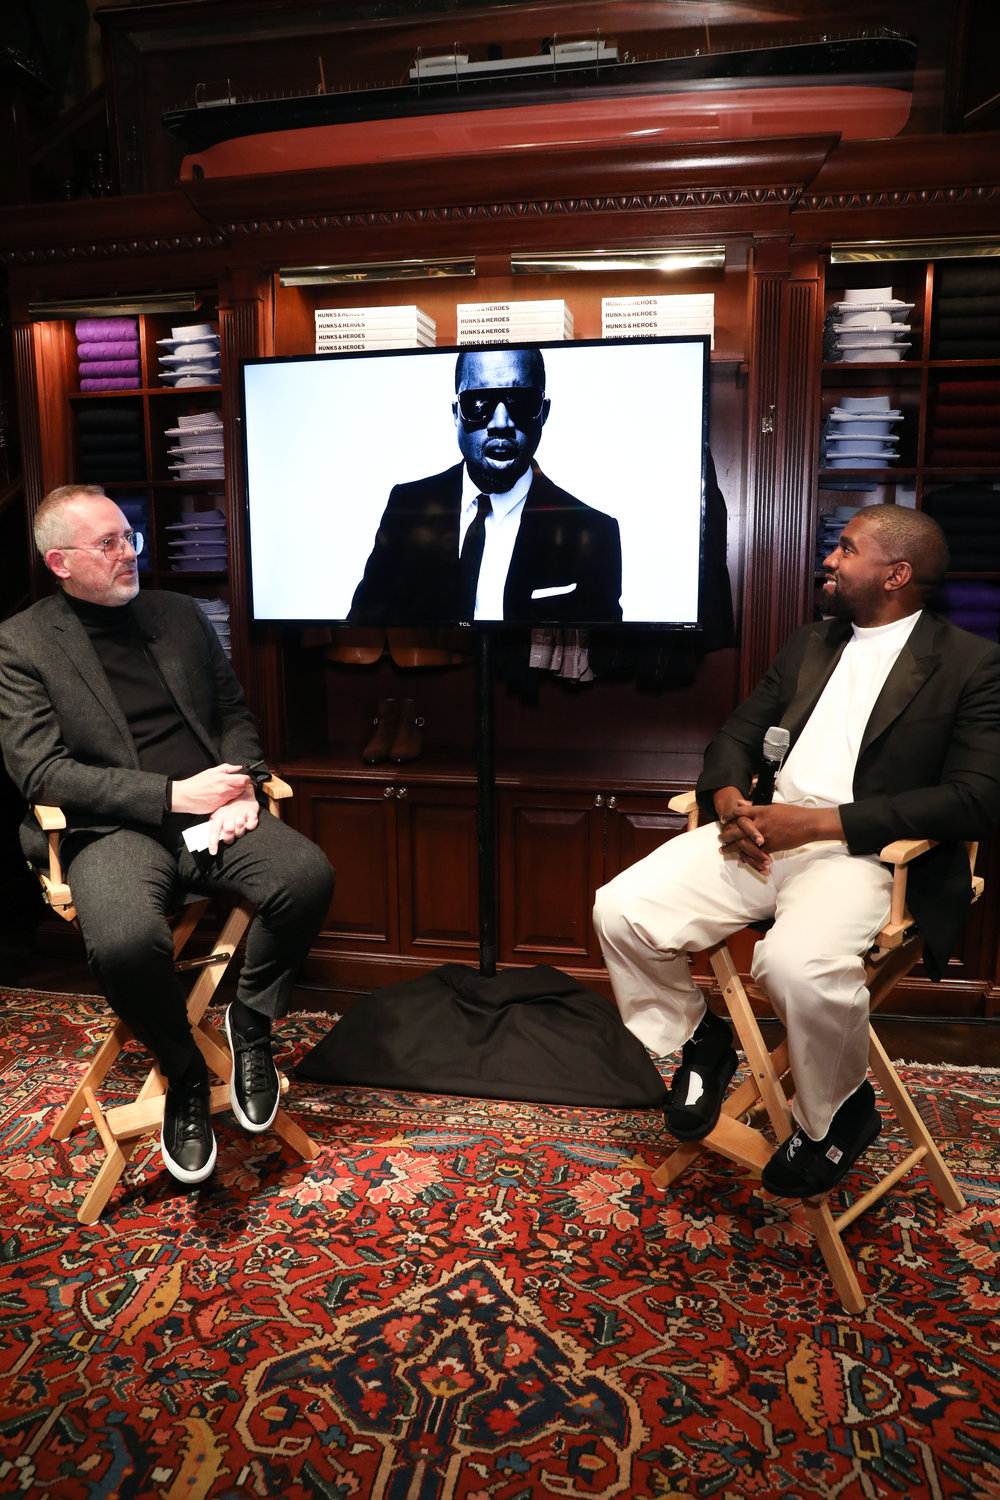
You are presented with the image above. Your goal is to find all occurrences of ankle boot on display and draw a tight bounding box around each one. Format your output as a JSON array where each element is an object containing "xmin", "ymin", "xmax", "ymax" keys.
[
  {"xmin": 362, "ymin": 698, "xmax": 398, "ymax": 764},
  {"xmin": 390, "ymin": 698, "xmax": 424, "ymax": 763}
]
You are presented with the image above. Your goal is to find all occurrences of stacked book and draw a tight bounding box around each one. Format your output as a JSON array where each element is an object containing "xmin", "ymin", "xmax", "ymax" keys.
[
  {"xmin": 823, "ymin": 287, "xmax": 913, "ymax": 363},
  {"xmin": 821, "ymin": 394, "xmax": 903, "ymax": 469},
  {"xmin": 601, "ymin": 294, "xmax": 715, "ymax": 347},
  {"xmin": 166, "ymin": 509, "xmax": 228, "ymax": 573},
  {"xmin": 156, "ymin": 322, "xmax": 221, "ymax": 387},
  {"xmin": 314, "ymin": 306, "xmax": 436, "ymax": 353},
  {"xmin": 456, "ymin": 299, "xmax": 573, "ymax": 344},
  {"xmin": 164, "ymin": 410, "xmax": 225, "ymax": 481},
  {"xmin": 195, "ymin": 596, "xmax": 232, "ymax": 658}
]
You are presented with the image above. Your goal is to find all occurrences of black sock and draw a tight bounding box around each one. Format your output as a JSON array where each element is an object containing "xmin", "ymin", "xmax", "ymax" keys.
[
  {"xmin": 693, "ymin": 1008, "xmax": 733, "ymax": 1044},
  {"xmin": 829, "ymin": 1079, "xmax": 875, "ymax": 1136},
  {"xmin": 170, "ymin": 1048, "xmax": 209, "ymax": 1092},
  {"xmin": 231, "ymin": 998, "xmax": 272, "ymax": 1041}
]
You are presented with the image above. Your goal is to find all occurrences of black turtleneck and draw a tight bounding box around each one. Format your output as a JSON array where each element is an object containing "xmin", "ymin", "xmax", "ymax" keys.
[{"xmin": 65, "ymin": 594, "xmax": 212, "ymax": 785}]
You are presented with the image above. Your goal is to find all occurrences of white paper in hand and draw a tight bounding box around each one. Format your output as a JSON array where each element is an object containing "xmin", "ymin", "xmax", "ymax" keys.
[{"xmin": 182, "ymin": 820, "xmax": 215, "ymax": 853}]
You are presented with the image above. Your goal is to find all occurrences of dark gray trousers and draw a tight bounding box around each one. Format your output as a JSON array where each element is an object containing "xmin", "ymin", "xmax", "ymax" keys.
[{"xmin": 66, "ymin": 814, "xmax": 335, "ymax": 1083}]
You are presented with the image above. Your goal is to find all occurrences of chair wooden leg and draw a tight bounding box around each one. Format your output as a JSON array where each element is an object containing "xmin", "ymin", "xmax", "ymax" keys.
[
  {"xmin": 800, "ymin": 1200, "xmax": 867, "ymax": 1315},
  {"xmin": 50, "ymin": 1019, "xmax": 131, "ymax": 1141},
  {"xmin": 868, "ymin": 1028, "xmax": 966, "ymax": 1212}
]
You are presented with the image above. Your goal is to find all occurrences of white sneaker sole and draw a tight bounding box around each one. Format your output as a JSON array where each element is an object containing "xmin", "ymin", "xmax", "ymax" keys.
[
  {"xmin": 160, "ymin": 1127, "xmax": 217, "ymax": 1185},
  {"xmin": 225, "ymin": 1006, "xmax": 280, "ymax": 1133}
]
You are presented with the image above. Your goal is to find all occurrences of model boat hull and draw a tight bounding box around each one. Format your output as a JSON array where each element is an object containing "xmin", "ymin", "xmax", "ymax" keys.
[{"xmin": 165, "ymin": 34, "xmax": 916, "ymax": 181}]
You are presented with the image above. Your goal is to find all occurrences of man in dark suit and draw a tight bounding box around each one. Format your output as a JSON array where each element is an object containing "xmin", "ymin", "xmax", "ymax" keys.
[
  {"xmin": 0, "ymin": 486, "xmax": 335, "ymax": 1187},
  {"xmin": 348, "ymin": 347, "xmax": 623, "ymax": 625},
  {"xmin": 594, "ymin": 505, "xmax": 1000, "ymax": 1197}
]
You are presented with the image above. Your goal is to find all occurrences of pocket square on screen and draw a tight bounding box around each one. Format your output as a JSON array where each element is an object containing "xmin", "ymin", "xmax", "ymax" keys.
[{"xmin": 531, "ymin": 583, "xmax": 577, "ymax": 599}]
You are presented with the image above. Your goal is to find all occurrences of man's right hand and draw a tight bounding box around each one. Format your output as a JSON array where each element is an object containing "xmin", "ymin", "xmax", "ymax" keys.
[
  {"xmin": 713, "ymin": 784, "xmax": 770, "ymax": 873},
  {"xmin": 170, "ymin": 764, "xmax": 251, "ymax": 815}
]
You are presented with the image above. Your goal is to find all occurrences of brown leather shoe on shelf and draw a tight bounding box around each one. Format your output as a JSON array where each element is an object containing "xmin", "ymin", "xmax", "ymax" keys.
[
  {"xmin": 390, "ymin": 698, "xmax": 424, "ymax": 763},
  {"xmin": 362, "ymin": 698, "xmax": 398, "ymax": 764}
]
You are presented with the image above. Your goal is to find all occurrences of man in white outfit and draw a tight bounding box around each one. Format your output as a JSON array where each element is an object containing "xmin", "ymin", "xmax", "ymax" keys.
[{"xmin": 594, "ymin": 505, "xmax": 1000, "ymax": 1197}]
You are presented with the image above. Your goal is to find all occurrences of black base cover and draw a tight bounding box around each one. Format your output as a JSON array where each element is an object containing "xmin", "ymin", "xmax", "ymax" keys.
[{"xmin": 296, "ymin": 963, "xmax": 668, "ymax": 1108}]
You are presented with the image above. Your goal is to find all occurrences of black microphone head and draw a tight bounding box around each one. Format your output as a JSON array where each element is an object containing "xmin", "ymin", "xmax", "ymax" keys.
[{"xmin": 763, "ymin": 725, "xmax": 790, "ymax": 765}]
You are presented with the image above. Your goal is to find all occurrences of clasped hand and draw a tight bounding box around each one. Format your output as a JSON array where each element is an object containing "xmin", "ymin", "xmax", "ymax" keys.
[
  {"xmin": 170, "ymin": 763, "xmax": 261, "ymax": 855},
  {"xmin": 713, "ymin": 787, "xmax": 841, "ymax": 874}
]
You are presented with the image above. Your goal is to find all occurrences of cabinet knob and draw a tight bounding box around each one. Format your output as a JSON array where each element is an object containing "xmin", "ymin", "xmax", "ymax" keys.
[
  {"xmin": 396, "ymin": 785, "xmax": 408, "ymax": 799},
  {"xmin": 383, "ymin": 784, "xmax": 395, "ymax": 798},
  {"xmin": 593, "ymin": 794, "xmax": 604, "ymax": 808},
  {"xmin": 606, "ymin": 795, "xmax": 617, "ymax": 810}
]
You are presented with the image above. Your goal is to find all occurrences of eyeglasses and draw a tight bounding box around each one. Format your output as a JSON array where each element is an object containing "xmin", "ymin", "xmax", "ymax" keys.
[
  {"xmin": 457, "ymin": 387, "xmax": 545, "ymax": 430},
  {"xmin": 60, "ymin": 530, "xmax": 144, "ymax": 559}
]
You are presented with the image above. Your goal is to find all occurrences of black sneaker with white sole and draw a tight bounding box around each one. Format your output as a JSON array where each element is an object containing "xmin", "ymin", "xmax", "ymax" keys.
[
  {"xmin": 761, "ymin": 1080, "xmax": 881, "ymax": 1199},
  {"xmin": 664, "ymin": 1009, "xmax": 739, "ymax": 1141},
  {"xmin": 161, "ymin": 1078, "xmax": 217, "ymax": 1185},
  {"xmin": 225, "ymin": 1003, "xmax": 280, "ymax": 1133}
]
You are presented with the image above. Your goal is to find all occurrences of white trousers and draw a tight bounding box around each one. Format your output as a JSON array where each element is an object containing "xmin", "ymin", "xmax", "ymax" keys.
[{"xmin": 592, "ymin": 821, "xmax": 893, "ymax": 1139}]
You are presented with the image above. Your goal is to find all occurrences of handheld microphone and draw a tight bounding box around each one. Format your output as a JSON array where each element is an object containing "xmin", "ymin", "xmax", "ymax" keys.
[{"xmin": 751, "ymin": 725, "xmax": 791, "ymax": 806}]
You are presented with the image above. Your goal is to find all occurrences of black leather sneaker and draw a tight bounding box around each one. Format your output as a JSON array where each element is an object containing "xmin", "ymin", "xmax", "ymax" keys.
[
  {"xmin": 762, "ymin": 1080, "xmax": 881, "ymax": 1199},
  {"xmin": 664, "ymin": 1010, "xmax": 739, "ymax": 1141},
  {"xmin": 161, "ymin": 1078, "xmax": 217, "ymax": 1185},
  {"xmin": 225, "ymin": 1003, "xmax": 280, "ymax": 1133}
]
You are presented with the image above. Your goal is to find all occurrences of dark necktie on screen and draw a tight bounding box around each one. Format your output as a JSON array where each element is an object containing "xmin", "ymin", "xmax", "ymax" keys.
[{"xmin": 458, "ymin": 493, "xmax": 492, "ymax": 619}]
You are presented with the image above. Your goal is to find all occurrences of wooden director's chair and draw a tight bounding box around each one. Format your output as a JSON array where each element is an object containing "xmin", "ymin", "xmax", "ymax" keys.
[
  {"xmin": 652, "ymin": 791, "xmax": 977, "ymax": 1315},
  {"xmin": 33, "ymin": 776, "xmax": 320, "ymax": 1224}
]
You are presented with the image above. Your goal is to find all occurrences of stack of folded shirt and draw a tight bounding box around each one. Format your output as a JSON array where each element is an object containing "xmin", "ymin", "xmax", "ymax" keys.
[
  {"xmin": 75, "ymin": 317, "xmax": 141, "ymax": 391},
  {"xmin": 823, "ymin": 287, "xmax": 913, "ymax": 363},
  {"xmin": 194, "ymin": 596, "xmax": 232, "ymax": 657},
  {"xmin": 939, "ymin": 580, "xmax": 1000, "ymax": 641},
  {"xmin": 75, "ymin": 404, "xmax": 146, "ymax": 482},
  {"xmin": 815, "ymin": 505, "xmax": 863, "ymax": 569},
  {"xmin": 821, "ymin": 394, "xmax": 903, "ymax": 468},
  {"xmin": 163, "ymin": 411, "xmax": 224, "ymax": 480},
  {"xmin": 922, "ymin": 483, "xmax": 1000, "ymax": 571},
  {"xmin": 932, "ymin": 261, "xmax": 1000, "ymax": 360},
  {"xmin": 156, "ymin": 323, "xmax": 221, "ymax": 387},
  {"xmin": 926, "ymin": 378, "xmax": 1000, "ymax": 468},
  {"xmin": 166, "ymin": 509, "xmax": 228, "ymax": 572}
]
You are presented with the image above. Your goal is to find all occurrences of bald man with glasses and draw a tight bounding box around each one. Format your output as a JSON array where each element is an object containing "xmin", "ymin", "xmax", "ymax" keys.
[
  {"xmin": 0, "ymin": 485, "xmax": 335, "ymax": 1188},
  {"xmin": 348, "ymin": 347, "xmax": 624, "ymax": 625}
]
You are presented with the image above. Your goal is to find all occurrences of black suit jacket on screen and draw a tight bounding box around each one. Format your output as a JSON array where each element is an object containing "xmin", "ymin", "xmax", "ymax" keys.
[
  {"xmin": 348, "ymin": 462, "xmax": 623, "ymax": 625},
  {"xmin": 696, "ymin": 610, "xmax": 1000, "ymax": 978}
]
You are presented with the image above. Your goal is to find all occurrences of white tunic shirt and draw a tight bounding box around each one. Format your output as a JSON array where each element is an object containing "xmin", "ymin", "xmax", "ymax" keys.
[{"xmin": 775, "ymin": 611, "xmax": 921, "ymax": 808}]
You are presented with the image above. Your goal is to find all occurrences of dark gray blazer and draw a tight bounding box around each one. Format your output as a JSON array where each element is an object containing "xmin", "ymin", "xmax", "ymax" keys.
[
  {"xmin": 0, "ymin": 590, "xmax": 264, "ymax": 862},
  {"xmin": 696, "ymin": 610, "xmax": 1000, "ymax": 978}
]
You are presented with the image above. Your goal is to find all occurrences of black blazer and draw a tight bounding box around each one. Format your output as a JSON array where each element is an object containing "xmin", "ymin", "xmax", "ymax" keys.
[
  {"xmin": 0, "ymin": 590, "xmax": 264, "ymax": 862},
  {"xmin": 696, "ymin": 611, "xmax": 1000, "ymax": 978},
  {"xmin": 348, "ymin": 462, "xmax": 623, "ymax": 625}
]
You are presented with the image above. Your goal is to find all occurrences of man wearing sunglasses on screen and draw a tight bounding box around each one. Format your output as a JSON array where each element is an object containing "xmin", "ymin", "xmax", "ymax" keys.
[
  {"xmin": 0, "ymin": 486, "xmax": 335, "ymax": 1189},
  {"xmin": 348, "ymin": 347, "xmax": 624, "ymax": 625}
]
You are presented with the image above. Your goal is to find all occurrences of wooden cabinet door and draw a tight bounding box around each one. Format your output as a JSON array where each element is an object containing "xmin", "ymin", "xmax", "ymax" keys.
[
  {"xmin": 602, "ymin": 792, "xmax": 687, "ymax": 883},
  {"xmin": 497, "ymin": 789, "xmax": 606, "ymax": 967},
  {"xmin": 394, "ymin": 783, "xmax": 480, "ymax": 958},
  {"xmin": 286, "ymin": 777, "xmax": 399, "ymax": 950}
]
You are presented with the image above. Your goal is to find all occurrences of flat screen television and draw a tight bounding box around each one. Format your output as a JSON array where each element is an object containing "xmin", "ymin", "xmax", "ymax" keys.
[{"xmin": 240, "ymin": 335, "xmax": 710, "ymax": 629}]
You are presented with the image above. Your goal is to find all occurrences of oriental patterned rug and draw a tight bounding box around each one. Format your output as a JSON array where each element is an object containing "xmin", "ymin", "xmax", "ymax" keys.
[{"xmin": 1, "ymin": 987, "xmax": 999, "ymax": 1500}]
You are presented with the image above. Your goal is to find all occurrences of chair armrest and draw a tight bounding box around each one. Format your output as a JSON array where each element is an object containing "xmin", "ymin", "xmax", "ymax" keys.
[
  {"xmin": 668, "ymin": 790, "xmax": 699, "ymax": 830},
  {"xmin": 879, "ymin": 837, "xmax": 936, "ymax": 866},
  {"xmin": 262, "ymin": 774, "xmax": 293, "ymax": 818},
  {"xmin": 29, "ymin": 803, "xmax": 75, "ymax": 920},
  {"xmin": 33, "ymin": 804, "xmax": 67, "ymax": 831}
]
